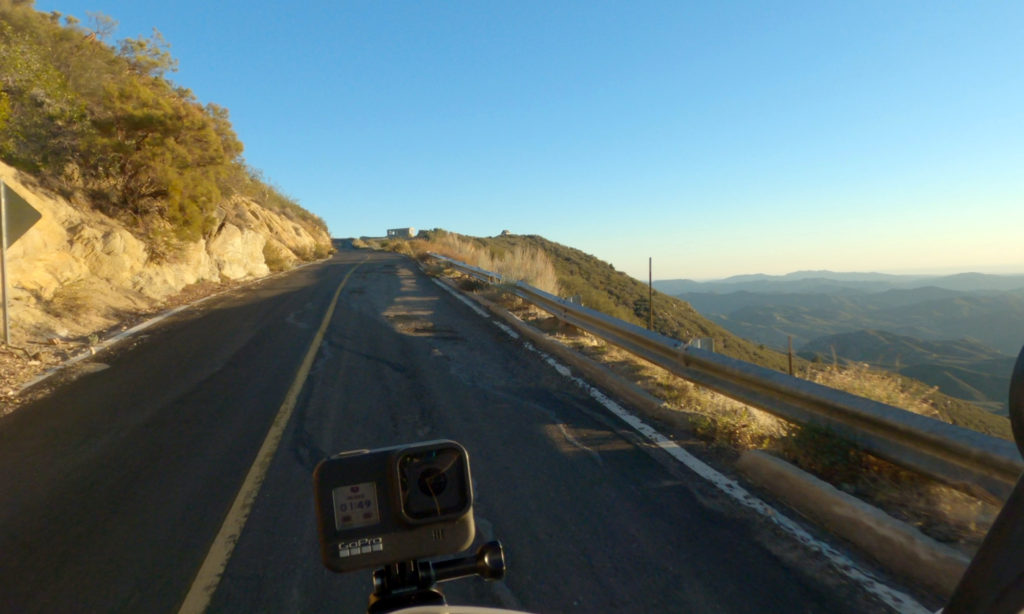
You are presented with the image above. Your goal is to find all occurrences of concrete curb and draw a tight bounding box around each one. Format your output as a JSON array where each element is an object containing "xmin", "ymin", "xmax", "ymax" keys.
[{"xmin": 737, "ymin": 449, "xmax": 970, "ymax": 599}]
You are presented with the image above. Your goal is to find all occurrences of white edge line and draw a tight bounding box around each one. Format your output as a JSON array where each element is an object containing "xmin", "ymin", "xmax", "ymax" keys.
[
  {"xmin": 439, "ymin": 281, "xmax": 931, "ymax": 614},
  {"xmin": 16, "ymin": 304, "xmax": 191, "ymax": 393},
  {"xmin": 432, "ymin": 278, "xmax": 490, "ymax": 318},
  {"xmin": 16, "ymin": 262, "xmax": 323, "ymax": 395},
  {"xmin": 546, "ymin": 356, "xmax": 929, "ymax": 614}
]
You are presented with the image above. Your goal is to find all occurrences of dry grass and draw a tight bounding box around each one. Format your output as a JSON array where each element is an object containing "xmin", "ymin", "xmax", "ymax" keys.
[
  {"xmin": 375, "ymin": 232, "xmax": 561, "ymax": 295},
  {"xmin": 488, "ymin": 246, "xmax": 560, "ymax": 295},
  {"xmin": 563, "ymin": 331, "xmax": 792, "ymax": 449},
  {"xmin": 45, "ymin": 281, "xmax": 95, "ymax": 319},
  {"xmin": 804, "ymin": 362, "xmax": 943, "ymax": 420}
]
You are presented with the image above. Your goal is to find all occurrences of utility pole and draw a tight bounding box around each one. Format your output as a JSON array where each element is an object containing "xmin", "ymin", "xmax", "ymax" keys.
[{"xmin": 648, "ymin": 257, "xmax": 653, "ymax": 331}]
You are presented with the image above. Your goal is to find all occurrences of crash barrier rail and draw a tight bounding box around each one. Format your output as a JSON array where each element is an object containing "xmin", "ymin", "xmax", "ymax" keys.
[{"xmin": 428, "ymin": 253, "xmax": 1024, "ymax": 504}]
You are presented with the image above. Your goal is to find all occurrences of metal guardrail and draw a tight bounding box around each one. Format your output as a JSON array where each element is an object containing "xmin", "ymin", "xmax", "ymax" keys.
[{"xmin": 429, "ymin": 253, "xmax": 1024, "ymax": 503}]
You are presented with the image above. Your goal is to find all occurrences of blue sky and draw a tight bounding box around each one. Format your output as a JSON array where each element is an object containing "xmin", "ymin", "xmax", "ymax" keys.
[{"xmin": 34, "ymin": 1, "xmax": 1024, "ymax": 280}]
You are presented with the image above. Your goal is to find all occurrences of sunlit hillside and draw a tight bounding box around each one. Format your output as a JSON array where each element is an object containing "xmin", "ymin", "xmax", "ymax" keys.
[{"xmin": 0, "ymin": 1, "xmax": 328, "ymax": 250}]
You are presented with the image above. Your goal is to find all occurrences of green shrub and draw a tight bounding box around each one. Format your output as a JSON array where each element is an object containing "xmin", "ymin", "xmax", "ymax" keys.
[
  {"xmin": 312, "ymin": 241, "xmax": 333, "ymax": 259},
  {"xmin": 46, "ymin": 281, "xmax": 93, "ymax": 318},
  {"xmin": 262, "ymin": 242, "xmax": 290, "ymax": 272}
]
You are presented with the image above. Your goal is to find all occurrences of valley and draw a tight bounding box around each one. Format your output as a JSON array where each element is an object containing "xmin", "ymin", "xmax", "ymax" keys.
[{"xmin": 655, "ymin": 272, "xmax": 1024, "ymax": 415}]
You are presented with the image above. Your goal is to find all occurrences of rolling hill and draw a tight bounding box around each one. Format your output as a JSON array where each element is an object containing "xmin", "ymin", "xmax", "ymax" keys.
[
  {"xmin": 657, "ymin": 272, "xmax": 1024, "ymax": 413},
  {"xmin": 420, "ymin": 231, "xmax": 795, "ymax": 372},
  {"xmin": 654, "ymin": 271, "xmax": 1024, "ymax": 295},
  {"xmin": 799, "ymin": 330, "xmax": 1016, "ymax": 414}
]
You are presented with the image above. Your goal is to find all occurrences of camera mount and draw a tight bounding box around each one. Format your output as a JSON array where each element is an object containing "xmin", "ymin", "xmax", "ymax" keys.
[{"xmin": 368, "ymin": 541, "xmax": 507, "ymax": 613}]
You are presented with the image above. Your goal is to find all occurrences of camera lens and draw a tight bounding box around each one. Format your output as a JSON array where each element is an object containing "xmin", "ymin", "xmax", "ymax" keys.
[
  {"xmin": 398, "ymin": 445, "xmax": 471, "ymax": 521},
  {"xmin": 418, "ymin": 467, "xmax": 448, "ymax": 496}
]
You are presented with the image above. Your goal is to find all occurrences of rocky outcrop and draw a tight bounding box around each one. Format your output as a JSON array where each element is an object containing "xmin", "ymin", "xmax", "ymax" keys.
[{"xmin": 0, "ymin": 161, "xmax": 332, "ymax": 342}]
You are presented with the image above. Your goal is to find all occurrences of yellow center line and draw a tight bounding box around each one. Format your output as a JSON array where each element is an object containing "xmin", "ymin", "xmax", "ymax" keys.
[{"xmin": 177, "ymin": 260, "xmax": 363, "ymax": 614}]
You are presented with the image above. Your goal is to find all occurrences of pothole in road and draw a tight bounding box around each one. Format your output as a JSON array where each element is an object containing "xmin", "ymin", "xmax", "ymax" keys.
[{"xmin": 385, "ymin": 314, "xmax": 463, "ymax": 340}]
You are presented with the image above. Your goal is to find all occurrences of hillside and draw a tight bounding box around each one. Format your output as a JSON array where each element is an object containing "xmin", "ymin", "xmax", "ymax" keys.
[
  {"xmin": 657, "ymin": 272, "xmax": 1024, "ymax": 414},
  {"xmin": 0, "ymin": 2, "xmax": 329, "ymax": 248},
  {"xmin": 801, "ymin": 330, "xmax": 1007, "ymax": 366},
  {"xmin": 800, "ymin": 330, "xmax": 1015, "ymax": 414},
  {"xmin": 680, "ymin": 288, "xmax": 1024, "ymax": 355},
  {"xmin": 0, "ymin": 160, "xmax": 330, "ymax": 342},
  {"xmin": 0, "ymin": 4, "xmax": 333, "ymax": 399},
  {"xmin": 419, "ymin": 231, "xmax": 794, "ymax": 371}
]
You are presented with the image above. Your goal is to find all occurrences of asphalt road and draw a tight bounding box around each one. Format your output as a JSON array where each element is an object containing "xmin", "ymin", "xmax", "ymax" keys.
[{"xmin": 0, "ymin": 247, "xmax": 918, "ymax": 613}]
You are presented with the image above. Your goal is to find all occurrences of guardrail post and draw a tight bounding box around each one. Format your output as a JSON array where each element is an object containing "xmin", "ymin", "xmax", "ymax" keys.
[{"xmin": 787, "ymin": 336, "xmax": 793, "ymax": 376}]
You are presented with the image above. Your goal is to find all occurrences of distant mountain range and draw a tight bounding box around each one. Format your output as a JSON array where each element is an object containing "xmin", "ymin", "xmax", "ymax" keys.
[
  {"xmin": 655, "ymin": 271, "xmax": 1024, "ymax": 295},
  {"xmin": 653, "ymin": 271, "xmax": 1024, "ymax": 415}
]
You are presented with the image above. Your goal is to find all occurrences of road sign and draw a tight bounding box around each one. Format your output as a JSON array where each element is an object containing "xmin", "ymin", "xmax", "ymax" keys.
[
  {"xmin": 2, "ymin": 179, "xmax": 42, "ymax": 345},
  {"xmin": 2, "ymin": 181, "xmax": 42, "ymax": 245}
]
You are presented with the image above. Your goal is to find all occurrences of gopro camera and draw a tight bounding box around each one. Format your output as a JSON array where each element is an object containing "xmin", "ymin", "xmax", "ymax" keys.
[{"xmin": 313, "ymin": 440, "xmax": 475, "ymax": 573}]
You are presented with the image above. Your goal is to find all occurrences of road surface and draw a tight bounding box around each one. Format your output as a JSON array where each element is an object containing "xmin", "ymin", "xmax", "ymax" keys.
[{"xmin": 0, "ymin": 247, "xmax": 929, "ymax": 612}]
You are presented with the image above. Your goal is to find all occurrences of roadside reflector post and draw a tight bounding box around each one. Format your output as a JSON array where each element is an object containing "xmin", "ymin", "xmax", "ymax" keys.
[{"xmin": 2, "ymin": 179, "xmax": 9, "ymax": 346}]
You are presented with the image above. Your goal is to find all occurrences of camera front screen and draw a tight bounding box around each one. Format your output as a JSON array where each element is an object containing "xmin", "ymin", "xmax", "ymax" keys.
[{"xmin": 331, "ymin": 481, "xmax": 381, "ymax": 530}]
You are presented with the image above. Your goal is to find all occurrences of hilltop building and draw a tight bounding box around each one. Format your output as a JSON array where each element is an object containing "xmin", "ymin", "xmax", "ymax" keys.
[{"xmin": 387, "ymin": 227, "xmax": 416, "ymax": 239}]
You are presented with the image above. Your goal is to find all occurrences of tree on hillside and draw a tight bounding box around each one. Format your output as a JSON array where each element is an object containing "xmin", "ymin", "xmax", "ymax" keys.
[
  {"xmin": 118, "ymin": 28, "xmax": 177, "ymax": 78},
  {"xmin": 51, "ymin": 15, "xmax": 124, "ymax": 104},
  {"xmin": 0, "ymin": 87, "xmax": 10, "ymax": 131},
  {"xmin": 85, "ymin": 11, "xmax": 117, "ymax": 42},
  {"xmin": 0, "ymin": 19, "xmax": 90, "ymax": 175},
  {"xmin": 89, "ymin": 78, "xmax": 243, "ymax": 239}
]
